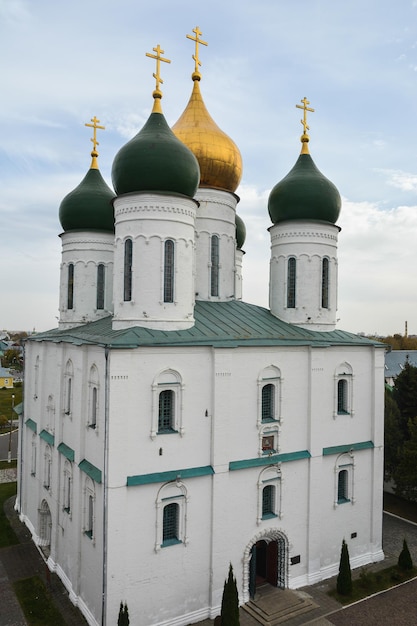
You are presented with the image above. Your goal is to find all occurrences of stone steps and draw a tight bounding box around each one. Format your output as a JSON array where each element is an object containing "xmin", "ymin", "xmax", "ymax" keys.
[{"xmin": 242, "ymin": 585, "xmax": 318, "ymax": 626}]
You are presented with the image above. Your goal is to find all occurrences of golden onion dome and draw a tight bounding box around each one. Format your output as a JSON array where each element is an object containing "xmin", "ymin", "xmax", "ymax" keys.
[{"xmin": 172, "ymin": 28, "xmax": 242, "ymax": 193}]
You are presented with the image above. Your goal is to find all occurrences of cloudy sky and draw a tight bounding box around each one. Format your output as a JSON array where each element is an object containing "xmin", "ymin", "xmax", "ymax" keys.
[{"xmin": 1, "ymin": 0, "xmax": 417, "ymax": 335}]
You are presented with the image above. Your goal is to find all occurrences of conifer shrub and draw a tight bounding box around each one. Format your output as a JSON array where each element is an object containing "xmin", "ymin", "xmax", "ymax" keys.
[
  {"xmin": 220, "ymin": 563, "xmax": 240, "ymax": 625},
  {"xmin": 336, "ymin": 539, "xmax": 352, "ymax": 596},
  {"xmin": 398, "ymin": 538, "xmax": 413, "ymax": 571}
]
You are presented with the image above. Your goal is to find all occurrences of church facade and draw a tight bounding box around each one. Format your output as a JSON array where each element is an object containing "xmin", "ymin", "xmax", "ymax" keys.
[{"xmin": 17, "ymin": 31, "xmax": 385, "ymax": 626}]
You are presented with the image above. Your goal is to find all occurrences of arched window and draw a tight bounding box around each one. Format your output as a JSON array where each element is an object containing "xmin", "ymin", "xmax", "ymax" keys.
[
  {"xmin": 63, "ymin": 461, "xmax": 72, "ymax": 513},
  {"xmin": 44, "ymin": 445, "xmax": 52, "ymax": 490},
  {"xmin": 163, "ymin": 502, "xmax": 179, "ymax": 545},
  {"xmin": 321, "ymin": 257, "xmax": 329, "ymax": 309},
  {"xmin": 67, "ymin": 264, "xmax": 74, "ymax": 310},
  {"xmin": 262, "ymin": 384, "xmax": 275, "ymax": 422},
  {"xmin": 31, "ymin": 434, "xmax": 37, "ymax": 476},
  {"xmin": 64, "ymin": 360, "xmax": 74, "ymax": 416},
  {"xmin": 210, "ymin": 235, "xmax": 219, "ymax": 297},
  {"xmin": 123, "ymin": 239, "xmax": 133, "ymax": 302},
  {"xmin": 155, "ymin": 481, "xmax": 187, "ymax": 551},
  {"xmin": 334, "ymin": 363, "xmax": 353, "ymax": 419},
  {"xmin": 88, "ymin": 365, "xmax": 99, "ymax": 429},
  {"xmin": 338, "ymin": 469, "xmax": 349, "ymax": 503},
  {"xmin": 287, "ymin": 257, "xmax": 296, "ymax": 308},
  {"xmin": 158, "ymin": 390, "xmax": 175, "ymax": 433},
  {"xmin": 337, "ymin": 379, "xmax": 348, "ymax": 414},
  {"xmin": 164, "ymin": 240, "xmax": 175, "ymax": 303},
  {"xmin": 257, "ymin": 466, "xmax": 282, "ymax": 524},
  {"xmin": 84, "ymin": 478, "xmax": 95, "ymax": 539},
  {"xmin": 262, "ymin": 485, "xmax": 276, "ymax": 518},
  {"xmin": 96, "ymin": 264, "xmax": 105, "ymax": 310}
]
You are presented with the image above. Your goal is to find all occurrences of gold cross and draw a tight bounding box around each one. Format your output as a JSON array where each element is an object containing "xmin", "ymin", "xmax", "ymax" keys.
[
  {"xmin": 186, "ymin": 26, "xmax": 208, "ymax": 78},
  {"xmin": 146, "ymin": 44, "xmax": 171, "ymax": 97},
  {"xmin": 85, "ymin": 116, "xmax": 105, "ymax": 155},
  {"xmin": 296, "ymin": 97, "xmax": 315, "ymax": 134}
]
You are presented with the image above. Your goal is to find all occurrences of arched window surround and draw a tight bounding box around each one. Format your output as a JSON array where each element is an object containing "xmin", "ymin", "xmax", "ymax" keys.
[
  {"xmin": 151, "ymin": 369, "xmax": 184, "ymax": 439},
  {"xmin": 257, "ymin": 466, "xmax": 282, "ymax": 525},
  {"xmin": 257, "ymin": 366, "xmax": 282, "ymax": 427},
  {"xmin": 334, "ymin": 362, "xmax": 354, "ymax": 419},
  {"xmin": 334, "ymin": 452, "xmax": 355, "ymax": 507},
  {"xmin": 155, "ymin": 481, "xmax": 188, "ymax": 552}
]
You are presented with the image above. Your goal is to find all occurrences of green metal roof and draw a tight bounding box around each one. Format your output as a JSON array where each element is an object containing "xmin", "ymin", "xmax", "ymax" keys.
[
  {"xmin": 229, "ymin": 450, "xmax": 311, "ymax": 471},
  {"xmin": 29, "ymin": 300, "xmax": 383, "ymax": 350},
  {"xmin": 322, "ymin": 441, "xmax": 374, "ymax": 456},
  {"xmin": 25, "ymin": 418, "xmax": 37, "ymax": 433}
]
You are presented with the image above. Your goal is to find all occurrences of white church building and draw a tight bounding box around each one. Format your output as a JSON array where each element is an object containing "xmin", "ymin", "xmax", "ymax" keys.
[{"xmin": 17, "ymin": 31, "xmax": 385, "ymax": 626}]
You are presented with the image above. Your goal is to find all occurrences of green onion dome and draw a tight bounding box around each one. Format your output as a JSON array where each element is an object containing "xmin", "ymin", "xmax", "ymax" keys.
[
  {"xmin": 59, "ymin": 160, "xmax": 115, "ymax": 232},
  {"xmin": 111, "ymin": 101, "xmax": 200, "ymax": 197},
  {"xmin": 268, "ymin": 139, "xmax": 341, "ymax": 225},
  {"xmin": 235, "ymin": 213, "xmax": 246, "ymax": 249}
]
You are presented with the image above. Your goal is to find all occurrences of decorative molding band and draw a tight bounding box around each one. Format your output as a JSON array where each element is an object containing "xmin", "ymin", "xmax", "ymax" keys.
[
  {"xmin": 127, "ymin": 465, "xmax": 214, "ymax": 486},
  {"xmin": 115, "ymin": 204, "xmax": 196, "ymax": 219},
  {"xmin": 271, "ymin": 230, "xmax": 338, "ymax": 243}
]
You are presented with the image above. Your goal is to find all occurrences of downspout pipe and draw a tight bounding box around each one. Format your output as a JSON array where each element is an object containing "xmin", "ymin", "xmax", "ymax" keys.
[{"xmin": 101, "ymin": 346, "xmax": 110, "ymax": 625}]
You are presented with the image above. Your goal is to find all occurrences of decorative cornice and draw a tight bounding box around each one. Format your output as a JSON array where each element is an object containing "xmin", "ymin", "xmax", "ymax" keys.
[{"xmin": 270, "ymin": 229, "xmax": 338, "ymax": 243}]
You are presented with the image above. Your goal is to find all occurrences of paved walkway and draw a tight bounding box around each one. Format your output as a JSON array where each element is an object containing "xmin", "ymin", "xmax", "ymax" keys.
[{"xmin": 1, "ymin": 497, "xmax": 417, "ymax": 626}]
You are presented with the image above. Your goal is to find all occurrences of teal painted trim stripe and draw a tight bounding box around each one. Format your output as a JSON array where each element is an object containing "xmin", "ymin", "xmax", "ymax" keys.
[
  {"xmin": 322, "ymin": 441, "xmax": 374, "ymax": 456},
  {"xmin": 39, "ymin": 429, "xmax": 55, "ymax": 446},
  {"xmin": 127, "ymin": 465, "xmax": 214, "ymax": 487},
  {"xmin": 58, "ymin": 442, "xmax": 75, "ymax": 462},
  {"xmin": 229, "ymin": 450, "xmax": 311, "ymax": 471},
  {"xmin": 79, "ymin": 459, "xmax": 102, "ymax": 484},
  {"xmin": 25, "ymin": 418, "xmax": 37, "ymax": 433}
]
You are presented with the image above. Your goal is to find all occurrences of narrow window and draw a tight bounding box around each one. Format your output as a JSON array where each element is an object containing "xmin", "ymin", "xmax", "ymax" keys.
[
  {"xmin": 210, "ymin": 235, "xmax": 219, "ymax": 297},
  {"xmin": 66, "ymin": 378, "xmax": 72, "ymax": 415},
  {"xmin": 164, "ymin": 240, "xmax": 175, "ymax": 303},
  {"xmin": 338, "ymin": 470, "xmax": 349, "ymax": 502},
  {"xmin": 64, "ymin": 472, "xmax": 71, "ymax": 513},
  {"xmin": 67, "ymin": 264, "xmax": 74, "ymax": 310},
  {"xmin": 96, "ymin": 264, "xmax": 105, "ymax": 310},
  {"xmin": 287, "ymin": 257, "xmax": 296, "ymax": 308},
  {"xmin": 124, "ymin": 239, "xmax": 133, "ymax": 302},
  {"xmin": 158, "ymin": 390, "xmax": 174, "ymax": 432},
  {"xmin": 90, "ymin": 387, "xmax": 97, "ymax": 428},
  {"xmin": 262, "ymin": 485, "xmax": 275, "ymax": 518},
  {"xmin": 337, "ymin": 379, "xmax": 348, "ymax": 414},
  {"xmin": 162, "ymin": 502, "xmax": 179, "ymax": 545},
  {"xmin": 31, "ymin": 443, "xmax": 37, "ymax": 476},
  {"xmin": 322, "ymin": 258, "xmax": 329, "ymax": 309},
  {"xmin": 262, "ymin": 384, "xmax": 275, "ymax": 422},
  {"xmin": 86, "ymin": 494, "xmax": 94, "ymax": 538}
]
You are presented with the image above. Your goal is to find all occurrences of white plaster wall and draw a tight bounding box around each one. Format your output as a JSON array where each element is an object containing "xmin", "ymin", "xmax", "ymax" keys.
[
  {"xmin": 269, "ymin": 221, "xmax": 339, "ymax": 330},
  {"xmin": 194, "ymin": 188, "xmax": 238, "ymax": 301},
  {"xmin": 59, "ymin": 231, "xmax": 114, "ymax": 329},
  {"xmin": 112, "ymin": 194, "xmax": 197, "ymax": 330}
]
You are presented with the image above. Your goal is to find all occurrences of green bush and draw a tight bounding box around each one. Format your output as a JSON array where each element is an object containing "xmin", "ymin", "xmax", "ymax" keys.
[{"xmin": 220, "ymin": 563, "xmax": 240, "ymax": 626}]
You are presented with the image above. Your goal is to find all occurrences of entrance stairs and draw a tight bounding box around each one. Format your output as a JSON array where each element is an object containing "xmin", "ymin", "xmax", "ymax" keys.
[{"xmin": 242, "ymin": 584, "xmax": 318, "ymax": 626}]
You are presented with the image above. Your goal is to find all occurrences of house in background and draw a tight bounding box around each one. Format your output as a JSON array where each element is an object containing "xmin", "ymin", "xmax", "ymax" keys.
[
  {"xmin": 384, "ymin": 350, "xmax": 417, "ymax": 387},
  {"xmin": 17, "ymin": 34, "xmax": 385, "ymax": 626},
  {"xmin": 0, "ymin": 367, "xmax": 13, "ymax": 389}
]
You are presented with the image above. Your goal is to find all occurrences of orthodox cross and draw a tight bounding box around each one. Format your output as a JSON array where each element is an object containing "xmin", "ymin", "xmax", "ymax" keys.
[
  {"xmin": 85, "ymin": 116, "xmax": 105, "ymax": 155},
  {"xmin": 146, "ymin": 44, "xmax": 171, "ymax": 95},
  {"xmin": 296, "ymin": 97, "xmax": 315, "ymax": 134},
  {"xmin": 186, "ymin": 26, "xmax": 208, "ymax": 77}
]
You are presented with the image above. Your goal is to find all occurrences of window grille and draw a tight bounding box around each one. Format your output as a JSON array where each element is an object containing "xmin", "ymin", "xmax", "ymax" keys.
[
  {"xmin": 210, "ymin": 235, "xmax": 219, "ymax": 296},
  {"xmin": 337, "ymin": 379, "xmax": 348, "ymax": 413},
  {"xmin": 163, "ymin": 503, "xmax": 179, "ymax": 543},
  {"xmin": 287, "ymin": 258, "xmax": 296, "ymax": 308},
  {"xmin": 338, "ymin": 469, "xmax": 349, "ymax": 502},
  {"xmin": 67, "ymin": 264, "xmax": 74, "ymax": 310},
  {"xmin": 262, "ymin": 384, "xmax": 275, "ymax": 422},
  {"xmin": 262, "ymin": 485, "xmax": 275, "ymax": 517},
  {"xmin": 164, "ymin": 240, "xmax": 175, "ymax": 302},
  {"xmin": 124, "ymin": 239, "xmax": 133, "ymax": 302},
  {"xmin": 158, "ymin": 390, "xmax": 174, "ymax": 431},
  {"xmin": 96, "ymin": 264, "xmax": 105, "ymax": 310},
  {"xmin": 322, "ymin": 257, "xmax": 329, "ymax": 308}
]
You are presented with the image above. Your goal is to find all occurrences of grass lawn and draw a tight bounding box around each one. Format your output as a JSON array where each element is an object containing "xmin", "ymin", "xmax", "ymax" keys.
[
  {"xmin": 13, "ymin": 577, "xmax": 66, "ymax": 626},
  {"xmin": 0, "ymin": 481, "xmax": 18, "ymax": 547}
]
